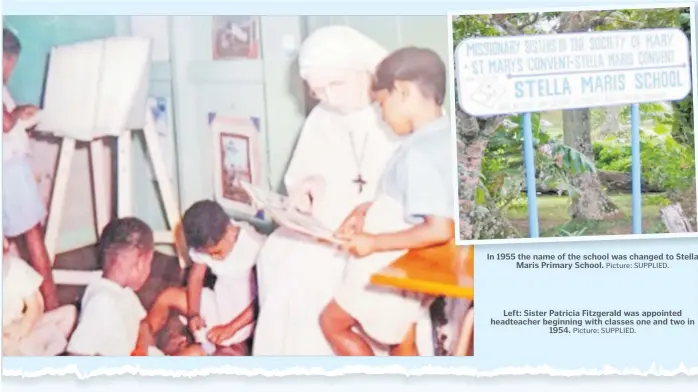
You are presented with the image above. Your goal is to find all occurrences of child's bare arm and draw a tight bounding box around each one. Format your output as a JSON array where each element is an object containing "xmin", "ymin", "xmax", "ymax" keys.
[
  {"xmin": 206, "ymin": 300, "xmax": 257, "ymax": 345},
  {"xmin": 224, "ymin": 301, "xmax": 256, "ymax": 332},
  {"xmin": 186, "ymin": 263, "xmax": 208, "ymax": 326},
  {"xmin": 372, "ymin": 215, "xmax": 453, "ymax": 253}
]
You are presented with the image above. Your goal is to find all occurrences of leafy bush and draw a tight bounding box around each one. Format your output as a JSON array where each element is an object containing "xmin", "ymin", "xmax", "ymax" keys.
[
  {"xmin": 480, "ymin": 112, "xmax": 596, "ymax": 211},
  {"xmin": 593, "ymin": 132, "xmax": 695, "ymax": 190}
]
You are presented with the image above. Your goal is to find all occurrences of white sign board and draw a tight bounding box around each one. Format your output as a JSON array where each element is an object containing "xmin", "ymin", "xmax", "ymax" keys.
[
  {"xmin": 38, "ymin": 37, "xmax": 151, "ymax": 141},
  {"xmin": 455, "ymin": 28, "xmax": 692, "ymax": 117}
]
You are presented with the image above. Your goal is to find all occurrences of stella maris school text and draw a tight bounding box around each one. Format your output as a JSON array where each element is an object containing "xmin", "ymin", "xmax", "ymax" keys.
[{"xmin": 513, "ymin": 67, "xmax": 684, "ymax": 98}]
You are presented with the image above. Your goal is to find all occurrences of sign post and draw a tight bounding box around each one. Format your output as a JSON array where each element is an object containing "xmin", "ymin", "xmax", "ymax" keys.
[
  {"xmin": 630, "ymin": 103, "xmax": 642, "ymax": 234},
  {"xmin": 521, "ymin": 112, "xmax": 540, "ymax": 237},
  {"xmin": 455, "ymin": 28, "xmax": 691, "ymax": 238}
]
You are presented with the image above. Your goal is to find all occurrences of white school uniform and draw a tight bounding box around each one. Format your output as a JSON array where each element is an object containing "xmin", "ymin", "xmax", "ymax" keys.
[
  {"xmin": 3, "ymin": 256, "xmax": 44, "ymax": 327},
  {"xmin": 3, "ymin": 256, "xmax": 77, "ymax": 356},
  {"xmin": 67, "ymin": 278, "xmax": 148, "ymax": 356},
  {"xmin": 335, "ymin": 117, "xmax": 455, "ymax": 346},
  {"xmin": 188, "ymin": 220, "xmax": 263, "ymax": 346}
]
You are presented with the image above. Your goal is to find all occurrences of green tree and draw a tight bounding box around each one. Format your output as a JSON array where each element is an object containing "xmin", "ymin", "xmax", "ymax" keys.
[{"xmin": 453, "ymin": 13, "xmax": 594, "ymax": 239}]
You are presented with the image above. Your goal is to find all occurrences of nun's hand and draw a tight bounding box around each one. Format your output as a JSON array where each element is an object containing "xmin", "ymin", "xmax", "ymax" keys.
[
  {"xmin": 287, "ymin": 176, "xmax": 326, "ymax": 214},
  {"xmin": 335, "ymin": 202, "xmax": 372, "ymax": 238}
]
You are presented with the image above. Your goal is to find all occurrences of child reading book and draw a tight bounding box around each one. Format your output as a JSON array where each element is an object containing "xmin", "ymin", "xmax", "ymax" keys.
[
  {"xmin": 319, "ymin": 47, "xmax": 454, "ymax": 356},
  {"xmin": 66, "ymin": 218, "xmax": 162, "ymax": 356},
  {"xmin": 3, "ymin": 237, "xmax": 77, "ymax": 356},
  {"xmin": 180, "ymin": 200, "xmax": 264, "ymax": 354}
]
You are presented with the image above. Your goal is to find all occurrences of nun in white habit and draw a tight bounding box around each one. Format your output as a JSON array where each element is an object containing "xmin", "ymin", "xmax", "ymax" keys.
[{"xmin": 253, "ymin": 25, "xmax": 434, "ymax": 356}]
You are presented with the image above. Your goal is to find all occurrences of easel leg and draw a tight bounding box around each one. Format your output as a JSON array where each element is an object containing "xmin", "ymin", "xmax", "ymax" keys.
[
  {"xmin": 44, "ymin": 138, "xmax": 76, "ymax": 262},
  {"xmin": 90, "ymin": 139, "xmax": 110, "ymax": 236},
  {"xmin": 117, "ymin": 131, "xmax": 133, "ymax": 217},
  {"xmin": 142, "ymin": 121, "xmax": 185, "ymax": 269}
]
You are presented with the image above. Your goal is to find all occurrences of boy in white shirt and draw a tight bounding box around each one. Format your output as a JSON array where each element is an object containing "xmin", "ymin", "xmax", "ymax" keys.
[
  {"xmin": 67, "ymin": 217, "xmax": 161, "ymax": 356},
  {"xmin": 3, "ymin": 28, "xmax": 59, "ymax": 311},
  {"xmin": 149, "ymin": 200, "xmax": 263, "ymax": 355},
  {"xmin": 3, "ymin": 237, "xmax": 77, "ymax": 356}
]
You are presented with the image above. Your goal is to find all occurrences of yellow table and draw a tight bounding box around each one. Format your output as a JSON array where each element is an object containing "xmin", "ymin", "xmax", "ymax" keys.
[
  {"xmin": 370, "ymin": 242, "xmax": 474, "ymax": 300},
  {"xmin": 370, "ymin": 240, "xmax": 475, "ymax": 355}
]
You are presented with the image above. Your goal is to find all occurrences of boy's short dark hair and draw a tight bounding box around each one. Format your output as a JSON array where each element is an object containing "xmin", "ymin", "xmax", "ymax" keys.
[
  {"xmin": 372, "ymin": 47, "xmax": 446, "ymax": 106},
  {"xmin": 97, "ymin": 217, "xmax": 154, "ymax": 268},
  {"xmin": 3, "ymin": 28, "xmax": 21, "ymax": 56},
  {"xmin": 182, "ymin": 200, "xmax": 230, "ymax": 249}
]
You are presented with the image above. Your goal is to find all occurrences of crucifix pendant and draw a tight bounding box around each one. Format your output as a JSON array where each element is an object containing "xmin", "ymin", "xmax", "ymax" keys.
[{"xmin": 353, "ymin": 174, "xmax": 367, "ymax": 194}]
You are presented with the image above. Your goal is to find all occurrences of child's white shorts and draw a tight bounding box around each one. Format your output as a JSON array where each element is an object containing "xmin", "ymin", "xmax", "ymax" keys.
[{"xmin": 334, "ymin": 250, "xmax": 429, "ymax": 346}]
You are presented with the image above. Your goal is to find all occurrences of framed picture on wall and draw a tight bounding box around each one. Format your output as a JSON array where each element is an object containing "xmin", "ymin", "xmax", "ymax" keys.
[
  {"xmin": 210, "ymin": 113, "xmax": 263, "ymax": 215},
  {"xmin": 212, "ymin": 16, "xmax": 260, "ymax": 60}
]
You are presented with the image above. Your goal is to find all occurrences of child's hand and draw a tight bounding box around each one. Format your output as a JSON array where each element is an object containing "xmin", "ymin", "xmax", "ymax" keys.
[
  {"xmin": 339, "ymin": 233, "xmax": 378, "ymax": 258},
  {"xmin": 335, "ymin": 210, "xmax": 365, "ymax": 238},
  {"xmin": 187, "ymin": 315, "xmax": 205, "ymax": 333},
  {"xmin": 2, "ymin": 320, "xmax": 28, "ymax": 340},
  {"xmin": 13, "ymin": 105, "xmax": 39, "ymax": 121},
  {"xmin": 207, "ymin": 324, "xmax": 237, "ymax": 345}
]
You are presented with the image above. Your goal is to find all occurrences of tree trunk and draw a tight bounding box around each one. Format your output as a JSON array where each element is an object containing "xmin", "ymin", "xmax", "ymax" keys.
[
  {"xmin": 677, "ymin": 179, "xmax": 697, "ymax": 230},
  {"xmin": 457, "ymin": 136, "xmax": 488, "ymax": 239},
  {"xmin": 562, "ymin": 109, "xmax": 621, "ymax": 219},
  {"xmin": 598, "ymin": 106, "xmax": 622, "ymax": 136},
  {"xmin": 660, "ymin": 204, "xmax": 694, "ymax": 233}
]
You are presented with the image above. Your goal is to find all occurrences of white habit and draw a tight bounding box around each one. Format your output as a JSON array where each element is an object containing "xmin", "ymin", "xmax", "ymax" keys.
[{"xmin": 253, "ymin": 25, "xmax": 434, "ymax": 356}]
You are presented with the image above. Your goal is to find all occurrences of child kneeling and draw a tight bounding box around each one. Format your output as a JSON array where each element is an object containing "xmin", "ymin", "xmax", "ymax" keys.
[
  {"xmin": 147, "ymin": 200, "xmax": 263, "ymax": 355},
  {"xmin": 3, "ymin": 237, "xmax": 77, "ymax": 356}
]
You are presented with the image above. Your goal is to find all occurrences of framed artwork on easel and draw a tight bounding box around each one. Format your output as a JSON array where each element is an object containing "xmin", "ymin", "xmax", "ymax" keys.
[{"xmin": 209, "ymin": 113, "xmax": 263, "ymax": 216}]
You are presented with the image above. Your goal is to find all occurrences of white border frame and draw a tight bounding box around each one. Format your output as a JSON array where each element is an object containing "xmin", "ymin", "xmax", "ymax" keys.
[{"xmin": 448, "ymin": 2, "xmax": 698, "ymax": 246}]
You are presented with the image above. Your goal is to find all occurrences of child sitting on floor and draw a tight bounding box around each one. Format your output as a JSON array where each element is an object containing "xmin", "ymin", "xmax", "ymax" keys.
[
  {"xmin": 3, "ymin": 237, "xmax": 77, "ymax": 356},
  {"xmin": 320, "ymin": 47, "xmax": 454, "ymax": 356},
  {"xmin": 147, "ymin": 200, "xmax": 264, "ymax": 356},
  {"xmin": 145, "ymin": 266, "xmax": 243, "ymax": 356},
  {"xmin": 66, "ymin": 217, "xmax": 166, "ymax": 356}
]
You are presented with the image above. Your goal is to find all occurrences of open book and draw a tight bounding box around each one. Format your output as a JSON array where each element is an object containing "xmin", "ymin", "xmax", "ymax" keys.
[{"xmin": 239, "ymin": 182, "xmax": 345, "ymax": 245}]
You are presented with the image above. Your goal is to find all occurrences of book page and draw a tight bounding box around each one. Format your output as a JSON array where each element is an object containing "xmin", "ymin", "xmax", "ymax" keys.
[{"xmin": 239, "ymin": 182, "xmax": 343, "ymax": 244}]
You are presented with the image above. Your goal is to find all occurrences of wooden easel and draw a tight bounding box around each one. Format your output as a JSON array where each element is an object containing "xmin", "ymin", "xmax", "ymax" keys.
[
  {"xmin": 370, "ymin": 224, "xmax": 475, "ymax": 356},
  {"xmin": 44, "ymin": 109, "xmax": 185, "ymax": 286}
]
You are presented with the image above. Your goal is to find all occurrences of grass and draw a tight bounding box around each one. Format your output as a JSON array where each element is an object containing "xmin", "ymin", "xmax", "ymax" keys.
[{"xmin": 504, "ymin": 193, "xmax": 668, "ymax": 237}]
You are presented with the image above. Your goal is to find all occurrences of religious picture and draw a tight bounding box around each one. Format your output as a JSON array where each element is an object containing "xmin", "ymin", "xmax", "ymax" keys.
[
  {"xmin": 210, "ymin": 113, "xmax": 263, "ymax": 215},
  {"xmin": 212, "ymin": 16, "xmax": 260, "ymax": 60}
]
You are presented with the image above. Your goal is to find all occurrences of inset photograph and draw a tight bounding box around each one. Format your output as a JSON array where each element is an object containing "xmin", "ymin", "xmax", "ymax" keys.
[{"xmin": 451, "ymin": 5, "xmax": 698, "ymax": 244}]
